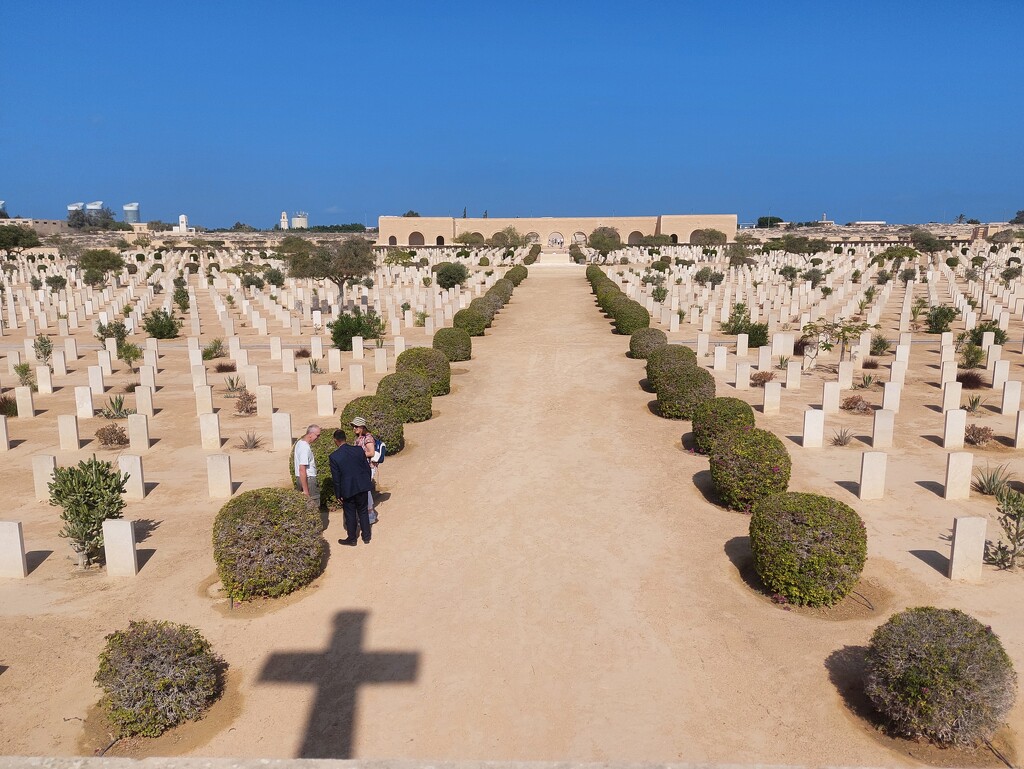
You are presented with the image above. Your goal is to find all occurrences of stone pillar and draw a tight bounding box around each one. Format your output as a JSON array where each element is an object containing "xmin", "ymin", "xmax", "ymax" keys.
[
  {"xmin": 37, "ymin": 366, "xmax": 53, "ymax": 395},
  {"xmin": 57, "ymin": 414, "xmax": 80, "ymax": 451},
  {"xmin": 191, "ymin": 365, "xmax": 208, "ymax": 389},
  {"xmin": 127, "ymin": 414, "xmax": 150, "ymax": 452},
  {"xmin": 328, "ymin": 349, "xmax": 343, "ymax": 373},
  {"xmin": 802, "ymin": 409, "xmax": 824, "ymax": 448},
  {"xmin": 349, "ymin": 364, "xmax": 364, "ymax": 391},
  {"xmin": 101, "ymin": 519, "xmax": 138, "ymax": 577},
  {"xmin": 297, "ymin": 365, "xmax": 313, "ymax": 393},
  {"xmin": 118, "ymin": 454, "xmax": 146, "ymax": 500},
  {"xmin": 14, "ymin": 386, "xmax": 35, "ymax": 419},
  {"xmin": 195, "ymin": 385, "xmax": 214, "ymax": 416},
  {"xmin": 87, "ymin": 365, "xmax": 105, "ymax": 396},
  {"xmin": 757, "ymin": 346, "xmax": 771, "ymax": 370},
  {"xmin": 374, "ymin": 347, "xmax": 388, "ymax": 374},
  {"xmin": 255, "ymin": 385, "xmax": 274, "ymax": 417},
  {"xmin": 696, "ymin": 333, "xmax": 709, "ymax": 358},
  {"xmin": 762, "ymin": 381, "xmax": 782, "ymax": 416},
  {"xmin": 139, "ymin": 364, "xmax": 156, "ymax": 390},
  {"xmin": 135, "ymin": 385, "xmax": 154, "ymax": 417},
  {"xmin": 948, "ymin": 516, "xmax": 987, "ymax": 582},
  {"xmin": 838, "ymin": 361, "xmax": 854, "ymax": 390},
  {"xmin": 32, "ymin": 455, "xmax": 56, "ymax": 501},
  {"xmin": 940, "ymin": 360, "xmax": 957, "ymax": 385},
  {"xmin": 943, "ymin": 409, "xmax": 966, "ymax": 450},
  {"xmin": 272, "ymin": 412, "xmax": 293, "ymax": 451},
  {"xmin": 0, "ymin": 520, "xmax": 28, "ymax": 578},
  {"xmin": 713, "ymin": 346, "xmax": 727, "ymax": 371},
  {"xmin": 942, "ymin": 381, "xmax": 962, "ymax": 412},
  {"xmin": 821, "ymin": 381, "xmax": 840, "ymax": 414},
  {"xmin": 735, "ymin": 334, "xmax": 748, "ymax": 358},
  {"xmin": 352, "ymin": 337, "xmax": 364, "ymax": 360},
  {"xmin": 199, "ymin": 413, "xmax": 221, "ymax": 450},
  {"xmin": 944, "ymin": 452, "xmax": 973, "ymax": 500},
  {"xmin": 871, "ymin": 409, "xmax": 895, "ymax": 449},
  {"xmin": 207, "ymin": 454, "xmax": 233, "ymax": 498},
  {"xmin": 859, "ymin": 451, "xmax": 887, "ymax": 500},
  {"xmin": 1001, "ymin": 381, "xmax": 1021, "ymax": 416},
  {"xmin": 281, "ymin": 348, "xmax": 296, "ymax": 374},
  {"xmin": 734, "ymin": 361, "xmax": 750, "ymax": 390},
  {"xmin": 75, "ymin": 386, "xmax": 94, "ymax": 420},
  {"xmin": 882, "ymin": 382, "xmax": 902, "ymax": 413},
  {"xmin": 316, "ymin": 384, "xmax": 334, "ymax": 416}
]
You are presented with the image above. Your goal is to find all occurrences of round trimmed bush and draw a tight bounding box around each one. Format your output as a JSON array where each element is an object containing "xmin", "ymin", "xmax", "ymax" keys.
[
  {"xmin": 395, "ymin": 346, "xmax": 451, "ymax": 396},
  {"xmin": 710, "ymin": 427, "xmax": 791, "ymax": 511},
  {"xmin": 645, "ymin": 344, "xmax": 697, "ymax": 392},
  {"xmin": 376, "ymin": 371, "xmax": 432, "ymax": 423},
  {"xmin": 612, "ymin": 299, "xmax": 650, "ymax": 335},
  {"xmin": 749, "ymin": 492, "xmax": 867, "ymax": 606},
  {"xmin": 865, "ymin": 607, "xmax": 1017, "ymax": 746},
  {"xmin": 453, "ymin": 308, "xmax": 487, "ymax": 337},
  {"xmin": 655, "ymin": 365, "xmax": 715, "ymax": 419},
  {"xmin": 435, "ymin": 261, "xmax": 469, "ymax": 289},
  {"xmin": 212, "ymin": 487, "xmax": 326, "ymax": 600},
  {"xmin": 95, "ymin": 620, "xmax": 222, "ymax": 737},
  {"xmin": 504, "ymin": 265, "xmax": 528, "ymax": 286},
  {"xmin": 629, "ymin": 328, "xmax": 668, "ymax": 359},
  {"xmin": 478, "ymin": 256, "xmax": 490, "ymax": 266},
  {"xmin": 339, "ymin": 395, "xmax": 405, "ymax": 455},
  {"xmin": 692, "ymin": 397, "xmax": 755, "ymax": 454},
  {"xmin": 468, "ymin": 296, "xmax": 497, "ymax": 325},
  {"xmin": 491, "ymin": 278, "xmax": 514, "ymax": 303},
  {"xmin": 432, "ymin": 327, "xmax": 472, "ymax": 362}
]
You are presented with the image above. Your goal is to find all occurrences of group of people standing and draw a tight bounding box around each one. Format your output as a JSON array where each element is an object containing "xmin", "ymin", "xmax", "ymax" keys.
[{"xmin": 292, "ymin": 417, "xmax": 380, "ymax": 546}]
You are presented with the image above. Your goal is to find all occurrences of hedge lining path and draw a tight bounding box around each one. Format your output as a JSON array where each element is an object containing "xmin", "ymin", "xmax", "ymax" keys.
[{"xmin": 206, "ymin": 265, "xmax": 906, "ymax": 764}]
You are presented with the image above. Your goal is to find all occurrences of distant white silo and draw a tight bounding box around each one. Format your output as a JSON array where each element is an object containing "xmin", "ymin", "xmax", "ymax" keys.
[
  {"xmin": 123, "ymin": 202, "xmax": 140, "ymax": 224},
  {"xmin": 67, "ymin": 202, "xmax": 85, "ymax": 212},
  {"xmin": 85, "ymin": 201, "xmax": 104, "ymax": 213},
  {"xmin": 291, "ymin": 212, "xmax": 308, "ymax": 229}
]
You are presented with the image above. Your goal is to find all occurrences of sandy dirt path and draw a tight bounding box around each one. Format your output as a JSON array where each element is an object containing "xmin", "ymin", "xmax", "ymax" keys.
[{"xmin": 195, "ymin": 266, "xmax": 922, "ymax": 763}]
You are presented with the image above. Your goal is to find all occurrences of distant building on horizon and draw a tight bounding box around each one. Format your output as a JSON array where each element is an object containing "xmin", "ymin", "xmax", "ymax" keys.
[
  {"xmin": 279, "ymin": 211, "xmax": 289, "ymax": 230},
  {"xmin": 291, "ymin": 212, "xmax": 308, "ymax": 229},
  {"xmin": 172, "ymin": 214, "xmax": 195, "ymax": 234},
  {"xmin": 84, "ymin": 201, "xmax": 104, "ymax": 216},
  {"xmin": 123, "ymin": 202, "xmax": 140, "ymax": 224}
]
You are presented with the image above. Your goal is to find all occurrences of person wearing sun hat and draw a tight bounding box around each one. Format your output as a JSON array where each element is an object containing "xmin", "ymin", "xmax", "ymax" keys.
[{"xmin": 351, "ymin": 416, "xmax": 378, "ymax": 524}]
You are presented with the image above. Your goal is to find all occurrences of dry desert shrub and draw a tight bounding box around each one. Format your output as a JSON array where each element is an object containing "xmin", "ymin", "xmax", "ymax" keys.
[
  {"xmin": 750, "ymin": 370, "xmax": 775, "ymax": 387},
  {"xmin": 841, "ymin": 395, "xmax": 872, "ymax": 414},
  {"xmin": 964, "ymin": 424, "xmax": 994, "ymax": 446}
]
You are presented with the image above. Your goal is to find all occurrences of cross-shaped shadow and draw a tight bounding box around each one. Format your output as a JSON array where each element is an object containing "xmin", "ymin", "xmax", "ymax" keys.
[{"xmin": 259, "ymin": 610, "xmax": 418, "ymax": 758}]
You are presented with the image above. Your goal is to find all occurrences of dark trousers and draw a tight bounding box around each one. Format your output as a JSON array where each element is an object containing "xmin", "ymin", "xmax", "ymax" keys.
[{"xmin": 342, "ymin": 492, "xmax": 371, "ymax": 542}]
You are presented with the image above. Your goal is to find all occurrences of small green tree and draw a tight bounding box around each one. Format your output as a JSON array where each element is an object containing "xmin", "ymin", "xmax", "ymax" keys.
[
  {"xmin": 589, "ymin": 227, "xmax": 622, "ymax": 253},
  {"xmin": 802, "ymin": 318, "xmax": 877, "ymax": 365},
  {"xmin": 986, "ymin": 487, "xmax": 1024, "ymax": 569},
  {"xmin": 49, "ymin": 455, "xmax": 128, "ymax": 567},
  {"xmin": 756, "ymin": 216, "xmax": 783, "ymax": 228},
  {"xmin": 436, "ymin": 262, "xmax": 469, "ymax": 289},
  {"xmin": 44, "ymin": 275, "xmax": 67, "ymax": 291},
  {"xmin": 689, "ymin": 228, "xmax": 727, "ymax": 246},
  {"xmin": 118, "ymin": 343, "xmax": 142, "ymax": 372},
  {"xmin": 910, "ymin": 229, "xmax": 946, "ymax": 264},
  {"xmin": 96, "ymin": 320, "xmax": 129, "ymax": 353},
  {"xmin": 33, "ymin": 335, "xmax": 53, "ymax": 368},
  {"xmin": 0, "ymin": 223, "xmax": 41, "ymax": 257},
  {"xmin": 79, "ymin": 248, "xmax": 125, "ymax": 274},
  {"xmin": 143, "ymin": 309, "xmax": 182, "ymax": 339}
]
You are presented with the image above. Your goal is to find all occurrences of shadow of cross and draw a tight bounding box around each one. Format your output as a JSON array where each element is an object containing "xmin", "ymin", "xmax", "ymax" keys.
[{"xmin": 259, "ymin": 610, "xmax": 418, "ymax": 758}]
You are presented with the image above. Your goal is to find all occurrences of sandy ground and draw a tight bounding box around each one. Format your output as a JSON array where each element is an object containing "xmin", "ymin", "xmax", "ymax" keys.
[{"xmin": 0, "ymin": 266, "xmax": 1022, "ymax": 764}]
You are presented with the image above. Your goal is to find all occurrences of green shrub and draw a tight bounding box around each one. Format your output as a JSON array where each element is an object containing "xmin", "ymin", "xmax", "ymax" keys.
[
  {"xmin": 865, "ymin": 607, "xmax": 1017, "ymax": 746},
  {"xmin": 201, "ymin": 338, "xmax": 226, "ymax": 360},
  {"xmin": 478, "ymin": 256, "xmax": 490, "ymax": 266},
  {"xmin": 869, "ymin": 333, "xmax": 890, "ymax": 356},
  {"xmin": 95, "ymin": 620, "xmax": 222, "ymax": 737},
  {"xmin": 395, "ymin": 346, "xmax": 450, "ymax": 396},
  {"xmin": 645, "ymin": 344, "xmax": 698, "ymax": 392},
  {"xmin": 339, "ymin": 395, "xmax": 405, "ymax": 456},
  {"xmin": 504, "ymin": 265, "xmax": 528, "ymax": 286},
  {"xmin": 612, "ymin": 299, "xmax": 650, "ymax": 335},
  {"xmin": 749, "ymin": 492, "xmax": 867, "ymax": 606},
  {"xmin": 468, "ymin": 296, "xmax": 497, "ymax": 326},
  {"xmin": 48, "ymin": 456, "xmax": 128, "ymax": 567},
  {"xmin": 656, "ymin": 365, "xmax": 715, "ymax": 419},
  {"xmin": 241, "ymin": 274, "xmax": 265, "ymax": 290},
  {"xmin": 436, "ymin": 261, "xmax": 470, "ymax": 289},
  {"xmin": 212, "ymin": 487, "xmax": 326, "ymax": 600},
  {"xmin": 691, "ymin": 397, "xmax": 755, "ymax": 455},
  {"xmin": 628, "ymin": 328, "xmax": 668, "ymax": 359},
  {"xmin": 967, "ymin": 321, "xmax": 1008, "ymax": 347},
  {"xmin": 453, "ymin": 308, "xmax": 487, "ymax": 337},
  {"xmin": 491, "ymin": 278, "xmax": 515, "ymax": 302},
  {"xmin": 926, "ymin": 305, "xmax": 957, "ymax": 334},
  {"xmin": 432, "ymin": 327, "xmax": 472, "ymax": 362},
  {"xmin": 328, "ymin": 308, "xmax": 380, "ymax": 351},
  {"xmin": 142, "ymin": 309, "xmax": 182, "ymax": 339},
  {"xmin": 376, "ymin": 371, "xmax": 432, "ymax": 422},
  {"xmin": 264, "ymin": 267, "xmax": 285, "ymax": 287},
  {"xmin": 710, "ymin": 427, "xmax": 791, "ymax": 511},
  {"xmin": 746, "ymin": 322, "xmax": 769, "ymax": 348}
]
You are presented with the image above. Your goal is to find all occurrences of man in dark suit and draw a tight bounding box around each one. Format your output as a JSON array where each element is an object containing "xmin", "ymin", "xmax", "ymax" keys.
[{"xmin": 329, "ymin": 428, "xmax": 374, "ymax": 545}]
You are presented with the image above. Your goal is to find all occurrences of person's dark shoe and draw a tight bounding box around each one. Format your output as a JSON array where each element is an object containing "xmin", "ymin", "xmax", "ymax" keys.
[
  {"xmin": 338, "ymin": 538, "xmax": 357, "ymax": 546},
  {"xmin": 362, "ymin": 538, "xmax": 371, "ymax": 544}
]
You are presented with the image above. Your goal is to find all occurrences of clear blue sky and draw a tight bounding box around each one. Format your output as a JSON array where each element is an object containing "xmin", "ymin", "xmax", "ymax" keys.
[{"xmin": 2, "ymin": 0, "xmax": 1022, "ymax": 228}]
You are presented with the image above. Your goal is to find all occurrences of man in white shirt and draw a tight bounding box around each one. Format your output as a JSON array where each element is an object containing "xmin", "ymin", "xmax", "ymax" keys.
[{"xmin": 293, "ymin": 424, "xmax": 322, "ymax": 509}]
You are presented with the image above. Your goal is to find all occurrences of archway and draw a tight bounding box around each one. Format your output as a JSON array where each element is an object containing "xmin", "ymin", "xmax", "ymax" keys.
[
  {"xmin": 526, "ymin": 232, "xmax": 540, "ymax": 244},
  {"xmin": 670, "ymin": 234, "xmax": 678, "ymax": 244},
  {"xmin": 572, "ymin": 232, "xmax": 587, "ymax": 244},
  {"xmin": 628, "ymin": 230, "xmax": 643, "ymax": 245},
  {"xmin": 409, "ymin": 231, "xmax": 425, "ymax": 246},
  {"xmin": 435, "ymin": 235, "xmax": 445, "ymax": 246},
  {"xmin": 388, "ymin": 236, "xmax": 398, "ymax": 246},
  {"xmin": 547, "ymin": 232, "xmax": 564, "ymax": 247}
]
